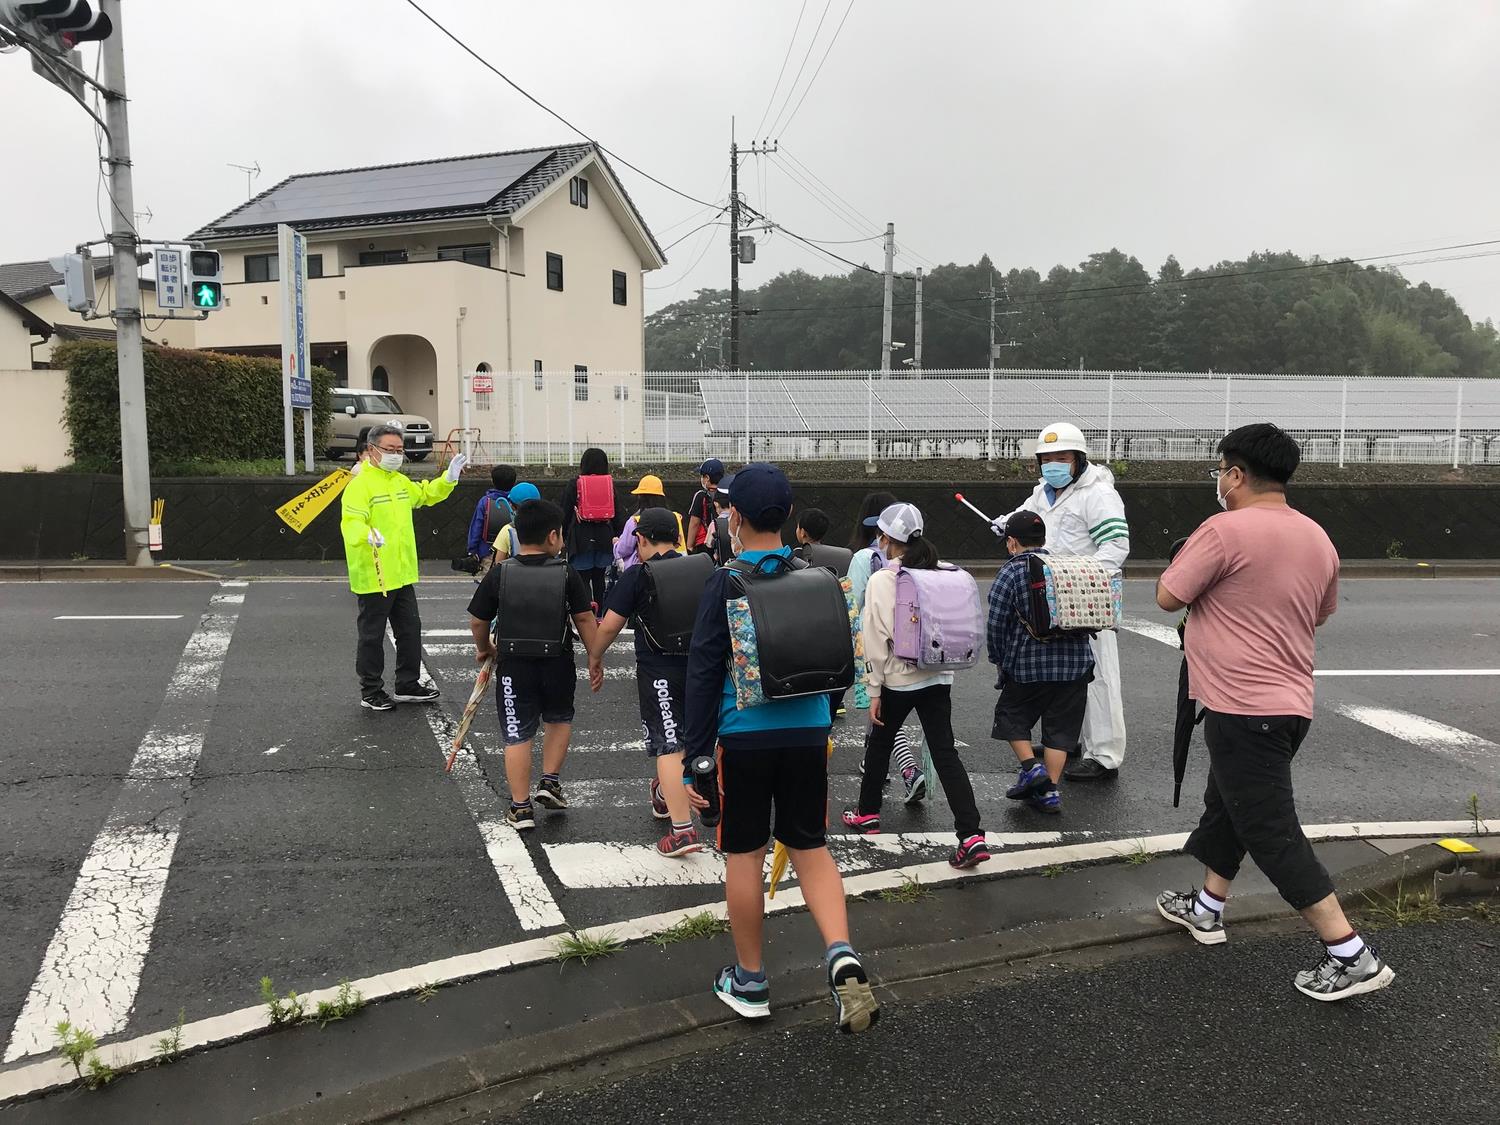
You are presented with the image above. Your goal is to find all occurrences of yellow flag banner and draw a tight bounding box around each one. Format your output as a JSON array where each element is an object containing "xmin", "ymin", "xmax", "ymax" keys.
[{"xmin": 275, "ymin": 469, "xmax": 352, "ymax": 533}]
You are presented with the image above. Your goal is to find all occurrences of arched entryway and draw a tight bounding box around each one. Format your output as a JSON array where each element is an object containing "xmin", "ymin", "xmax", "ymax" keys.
[{"xmin": 366, "ymin": 335, "xmax": 437, "ymax": 414}]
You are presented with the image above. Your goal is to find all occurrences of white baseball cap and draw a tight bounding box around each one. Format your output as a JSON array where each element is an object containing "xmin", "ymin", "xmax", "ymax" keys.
[{"xmin": 876, "ymin": 502, "xmax": 924, "ymax": 543}]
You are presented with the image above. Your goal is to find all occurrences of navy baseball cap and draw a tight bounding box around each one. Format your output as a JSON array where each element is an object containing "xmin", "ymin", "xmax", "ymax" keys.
[
  {"xmin": 727, "ymin": 462, "xmax": 792, "ymax": 526},
  {"xmin": 696, "ymin": 458, "xmax": 725, "ymax": 482},
  {"xmin": 1004, "ymin": 511, "xmax": 1046, "ymax": 542}
]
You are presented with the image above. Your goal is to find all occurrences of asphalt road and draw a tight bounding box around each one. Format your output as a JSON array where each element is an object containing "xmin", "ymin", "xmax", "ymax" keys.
[
  {"xmin": 502, "ymin": 915, "xmax": 1500, "ymax": 1125},
  {"xmin": 0, "ymin": 576, "xmax": 1495, "ymax": 1070}
]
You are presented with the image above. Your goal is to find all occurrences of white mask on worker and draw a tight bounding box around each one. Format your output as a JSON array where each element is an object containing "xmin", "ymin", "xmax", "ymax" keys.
[
  {"xmin": 1215, "ymin": 470, "xmax": 1238, "ymax": 511},
  {"xmin": 728, "ymin": 512, "xmax": 744, "ymax": 556},
  {"xmin": 378, "ymin": 451, "xmax": 404, "ymax": 472}
]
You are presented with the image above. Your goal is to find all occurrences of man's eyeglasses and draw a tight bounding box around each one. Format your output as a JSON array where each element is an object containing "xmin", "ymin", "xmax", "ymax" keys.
[
  {"xmin": 375, "ymin": 445, "xmax": 404, "ymax": 455},
  {"xmin": 1209, "ymin": 466, "xmax": 1238, "ymax": 481}
]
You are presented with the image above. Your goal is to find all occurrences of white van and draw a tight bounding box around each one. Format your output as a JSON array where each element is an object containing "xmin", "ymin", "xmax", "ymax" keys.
[{"xmin": 327, "ymin": 389, "xmax": 435, "ymax": 461}]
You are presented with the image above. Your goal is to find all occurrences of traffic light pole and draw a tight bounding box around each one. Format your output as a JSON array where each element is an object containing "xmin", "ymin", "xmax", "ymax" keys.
[{"xmin": 99, "ymin": 0, "xmax": 152, "ymax": 567}]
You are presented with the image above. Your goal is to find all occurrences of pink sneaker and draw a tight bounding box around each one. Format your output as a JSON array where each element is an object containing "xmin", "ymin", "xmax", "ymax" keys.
[
  {"xmin": 657, "ymin": 826, "xmax": 703, "ymax": 857},
  {"xmin": 841, "ymin": 808, "xmax": 881, "ymax": 835},
  {"xmin": 649, "ymin": 779, "xmax": 670, "ymax": 820}
]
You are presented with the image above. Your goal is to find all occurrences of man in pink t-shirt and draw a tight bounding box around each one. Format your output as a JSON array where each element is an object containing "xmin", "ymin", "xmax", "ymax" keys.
[{"xmin": 1152, "ymin": 424, "xmax": 1396, "ymax": 1003}]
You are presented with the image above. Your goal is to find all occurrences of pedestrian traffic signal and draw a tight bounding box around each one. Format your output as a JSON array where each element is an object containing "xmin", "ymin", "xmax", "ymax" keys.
[
  {"xmin": 2, "ymin": 0, "xmax": 113, "ymax": 46},
  {"xmin": 48, "ymin": 250, "xmax": 95, "ymax": 313},
  {"xmin": 185, "ymin": 249, "xmax": 223, "ymax": 311}
]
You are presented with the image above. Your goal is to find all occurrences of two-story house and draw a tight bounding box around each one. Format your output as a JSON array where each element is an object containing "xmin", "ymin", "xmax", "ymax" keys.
[{"xmin": 187, "ymin": 142, "xmax": 666, "ymax": 451}]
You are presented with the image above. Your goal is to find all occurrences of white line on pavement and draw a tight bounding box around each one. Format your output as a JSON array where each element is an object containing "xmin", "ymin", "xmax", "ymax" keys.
[
  {"xmin": 401, "ymin": 639, "xmax": 566, "ymax": 932},
  {"xmin": 53, "ymin": 615, "xmax": 184, "ymax": 621},
  {"xmin": 1, "ymin": 819, "xmax": 1479, "ymax": 1105},
  {"xmin": 1119, "ymin": 618, "xmax": 1181, "ymax": 647},
  {"xmin": 421, "ymin": 628, "xmax": 473, "ymax": 637},
  {"xmin": 1332, "ymin": 703, "xmax": 1499, "ymax": 768},
  {"xmin": 5, "ymin": 587, "xmax": 245, "ymax": 1063},
  {"xmin": 1315, "ymin": 669, "xmax": 1500, "ymax": 677}
]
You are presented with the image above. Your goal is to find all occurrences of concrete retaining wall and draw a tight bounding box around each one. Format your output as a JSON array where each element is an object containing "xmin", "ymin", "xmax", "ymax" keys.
[{"xmin": 3, "ymin": 472, "xmax": 1495, "ymax": 563}]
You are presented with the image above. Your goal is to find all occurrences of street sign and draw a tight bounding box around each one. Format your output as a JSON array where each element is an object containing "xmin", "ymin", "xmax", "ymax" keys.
[
  {"xmin": 279, "ymin": 224, "xmax": 312, "ymax": 474},
  {"xmin": 472, "ymin": 373, "xmax": 494, "ymax": 394},
  {"xmin": 155, "ymin": 249, "xmax": 184, "ymax": 310}
]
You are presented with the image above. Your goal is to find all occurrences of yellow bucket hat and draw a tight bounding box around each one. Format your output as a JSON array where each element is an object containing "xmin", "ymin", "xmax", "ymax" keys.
[{"xmin": 631, "ymin": 474, "xmax": 666, "ymax": 496}]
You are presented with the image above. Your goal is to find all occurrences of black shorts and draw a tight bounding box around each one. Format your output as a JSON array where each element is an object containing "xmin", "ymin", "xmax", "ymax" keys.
[
  {"xmin": 718, "ymin": 742, "xmax": 829, "ymax": 855},
  {"xmin": 992, "ymin": 673, "xmax": 1092, "ymax": 752},
  {"xmin": 495, "ymin": 652, "xmax": 577, "ymax": 745},
  {"xmin": 636, "ymin": 660, "xmax": 688, "ymax": 757}
]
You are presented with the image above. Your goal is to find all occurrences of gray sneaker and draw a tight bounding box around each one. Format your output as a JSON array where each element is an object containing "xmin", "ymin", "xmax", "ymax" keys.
[
  {"xmin": 1156, "ymin": 889, "xmax": 1227, "ymax": 946},
  {"xmin": 1293, "ymin": 945, "xmax": 1395, "ymax": 1002}
]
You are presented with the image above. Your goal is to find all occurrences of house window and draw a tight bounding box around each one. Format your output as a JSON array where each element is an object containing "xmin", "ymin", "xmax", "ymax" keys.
[
  {"xmin": 570, "ymin": 177, "xmax": 589, "ymax": 208},
  {"xmin": 533, "ymin": 359, "xmax": 544, "ymax": 391},
  {"xmin": 306, "ymin": 254, "xmax": 324, "ymax": 279},
  {"xmin": 245, "ymin": 253, "xmax": 277, "ymax": 283},
  {"xmin": 438, "ymin": 244, "xmax": 491, "ymax": 268},
  {"xmin": 573, "ymin": 365, "xmax": 588, "ymax": 402},
  {"xmin": 546, "ymin": 252, "xmax": 564, "ymax": 291},
  {"xmin": 612, "ymin": 270, "xmax": 627, "ymax": 306},
  {"xmin": 359, "ymin": 249, "xmax": 408, "ymax": 266},
  {"xmin": 613, "ymin": 384, "xmax": 629, "ymax": 401}
]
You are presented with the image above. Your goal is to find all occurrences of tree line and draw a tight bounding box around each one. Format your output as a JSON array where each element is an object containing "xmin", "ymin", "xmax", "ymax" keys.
[{"xmin": 645, "ymin": 249, "xmax": 1500, "ymax": 377}]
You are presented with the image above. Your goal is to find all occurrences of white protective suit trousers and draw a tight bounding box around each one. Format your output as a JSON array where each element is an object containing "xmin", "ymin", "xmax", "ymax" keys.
[{"xmin": 1080, "ymin": 629, "xmax": 1127, "ymax": 769}]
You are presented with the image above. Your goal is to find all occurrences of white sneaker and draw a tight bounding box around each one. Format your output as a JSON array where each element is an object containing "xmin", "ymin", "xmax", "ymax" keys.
[{"xmin": 1155, "ymin": 888, "xmax": 1227, "ymax": 946}]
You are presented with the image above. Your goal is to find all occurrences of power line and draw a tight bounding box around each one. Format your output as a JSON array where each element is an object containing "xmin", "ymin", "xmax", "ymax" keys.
[
  {"xmin": 774, "ymin": 0, "xmax": 855, "ymax": 139},
  {"xmin": 645, "ymin": 219, "xmax": 725, "ymax": 290},
  {"xmin": 751, "ymin": 0, "xmax": 808, "ymax": 141},
  {"xmin": 661, "ymin": 211, "xmax": 729, "ymax": 252},
  {"xmin": 765, "ymin": 0, "xmax": 833, "ymax": 140},
  {"xmin": 402, "ymin": 0, "xmax": 717, "ymax": 208},
  {"xmin": 779, "ymin": 145, "xmax": 939, "ymax": 269}
]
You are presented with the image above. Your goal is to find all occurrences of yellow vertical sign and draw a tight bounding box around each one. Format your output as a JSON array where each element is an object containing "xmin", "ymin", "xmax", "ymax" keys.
[{"xmin": 275, "ymin": 469, "xmax": 352, "ymax": 533}]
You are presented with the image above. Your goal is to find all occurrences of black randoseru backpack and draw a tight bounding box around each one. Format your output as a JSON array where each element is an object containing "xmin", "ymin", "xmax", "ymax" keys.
[
  {"xmin": 637, "ymin": 551, "xmax": 716, "ymax": 655},
  {"xmin": 726, "ymin": 555, "xmax": 855, "ymax": 699},
  {"xmin": 796, "ymin": 542, "xmax": 853, "ymax": 577},
  {"xmin": 494, "ymin": 557, "xmax": 570, "ymax": 658}
]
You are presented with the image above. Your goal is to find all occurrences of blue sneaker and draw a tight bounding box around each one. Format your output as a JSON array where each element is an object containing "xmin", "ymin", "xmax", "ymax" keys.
[
  {"xmin": 1006, "ymin": 762, "xmax": 1050, "ymax": 800},
  {"xmin": 713, "ymin": 965, "xmax": 770, "ymax": 1020},
  {"xmin": 1024, "ymin": 786, "xmax": 1062, "ymax": 815}
]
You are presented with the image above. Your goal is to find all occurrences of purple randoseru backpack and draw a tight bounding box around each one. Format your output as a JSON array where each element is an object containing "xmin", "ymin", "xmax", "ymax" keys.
[{"xmin": 889, "ymin": 562, "xmax": 983, "ymax": 670}]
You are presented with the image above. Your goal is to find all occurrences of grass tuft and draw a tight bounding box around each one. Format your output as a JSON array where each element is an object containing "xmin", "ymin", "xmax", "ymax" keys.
[
  {"xmin": 1361, "ymin": 867, "xmax": 1441, "ymax": 927},
  {"xmin": 878, "ymin": 874, "xmax": 932, "ymax": 904},
  {"xmin": 1123, "ymin": 840, "xmax": 1154, "ymax": 867},
  {"xmin": 652, "ymin": 911, "xmax": 730, "ymax": 947},
  {"xmin": 55, "ymin": 1021, "xmax": 115, "ymax": 1089},
  {"xmin": 153, "ymin": 1009, "xmax": 185, "ymax": 1064},
  {"xmin": 554, "ymin": 930, "xmax": 623, "ymax": 966},
  {"xmin": 1043, "ymin": 864, "xmax": 1065, "ymax": 879}
]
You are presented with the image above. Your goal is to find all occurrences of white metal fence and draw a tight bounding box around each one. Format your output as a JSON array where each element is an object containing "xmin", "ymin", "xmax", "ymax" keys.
[{"xmin": 459, "ymin": 368, "xmax": 1500, "ymax": 468}]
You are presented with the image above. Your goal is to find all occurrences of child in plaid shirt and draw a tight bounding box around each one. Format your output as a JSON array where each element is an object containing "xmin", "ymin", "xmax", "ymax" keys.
[{"xmin": 987, "ymin": 512, "xmax": 1095, "ymax": 815}]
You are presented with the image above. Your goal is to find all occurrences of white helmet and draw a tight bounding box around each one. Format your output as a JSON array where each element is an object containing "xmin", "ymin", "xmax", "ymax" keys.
[{"xmin": 1035, "ymin": 422, "xmax": 1088, "ymax": 455}]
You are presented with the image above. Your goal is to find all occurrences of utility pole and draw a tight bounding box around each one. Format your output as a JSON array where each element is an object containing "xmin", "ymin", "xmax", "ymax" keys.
[
  {"xmin": 727, "ymin": 120, "xmax": 774, "ymax": 372},
  {"xmin": 880, "ymin": 222, "xmax": 894, "ymax": 375},
  {"xmin": 984, "ymin": 269, "xmax": 997, "ymax": 461},
  {"xmin": 100, "ymin": 0, "xmax": 152, "ymax": 567},
  {"xmin": 913, "ymin": 266, "xmax": 923, "ymax": 375}
]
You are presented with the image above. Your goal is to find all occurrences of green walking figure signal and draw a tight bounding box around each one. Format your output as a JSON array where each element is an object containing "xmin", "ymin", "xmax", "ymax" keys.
[{"xmin": 186, "ymin": 250, "xmax": 223, "ymax": 311}]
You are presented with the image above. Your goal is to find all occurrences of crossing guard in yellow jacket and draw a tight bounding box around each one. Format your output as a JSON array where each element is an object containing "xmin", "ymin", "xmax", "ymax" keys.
[{"xmin": 339, "ymin": 421, "xmax": 466, "ymax": 710}]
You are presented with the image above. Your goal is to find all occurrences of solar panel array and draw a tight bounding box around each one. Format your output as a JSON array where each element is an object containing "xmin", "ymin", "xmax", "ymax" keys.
[{"xmin": 216, "ymin": 151, "xmax": 555, "ymax": 230}]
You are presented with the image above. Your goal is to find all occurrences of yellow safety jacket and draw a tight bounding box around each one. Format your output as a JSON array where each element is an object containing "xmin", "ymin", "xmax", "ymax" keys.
[{"xmin": 340, "ymin": 464, "xmax": 456, "ymax": 594}]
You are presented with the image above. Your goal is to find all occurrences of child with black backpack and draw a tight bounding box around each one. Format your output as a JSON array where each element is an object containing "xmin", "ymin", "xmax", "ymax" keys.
[
  {"xmin": 841, "ymin": 503, "xmax": 989, "ymax": 869},
  {"xmin": 987, "ymin": 511, "xmax": 1096, "ymax": 816},
  {"xmin": 467, "ymin": 464, "xmax": 517, "ymax": 560}
]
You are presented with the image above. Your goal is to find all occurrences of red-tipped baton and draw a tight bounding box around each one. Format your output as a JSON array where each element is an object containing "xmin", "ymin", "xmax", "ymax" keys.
[{"xmin": 955, "ymin": 492, "xmax": 1007, "ymax": 538}]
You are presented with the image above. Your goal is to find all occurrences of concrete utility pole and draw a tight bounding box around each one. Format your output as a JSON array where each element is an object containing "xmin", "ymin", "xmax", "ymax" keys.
[
  {"xmin": 880, "ymin": 222, "xmax": 894, "ymax": 375},
  {"xmin": 984, "ymin": 269, "xmax": 997, "ymax": 461},
  {"xmin": 913, "ymin": 266, "xmax": 923, "ymax": 374},
  {"xmin": 100, "ymin": 0, "xmax": 152, "ymax": 567},
  {"xmin": 727, "ymin": 120, "xmax": 774, "ymax": 372}
]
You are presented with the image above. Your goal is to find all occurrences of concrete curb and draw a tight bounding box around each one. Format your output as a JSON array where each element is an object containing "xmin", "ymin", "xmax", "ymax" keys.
[
  {"xmin": 0, "ymin": 563, "xmax": 223, "ymax": 581},
  {"xmin": 248, "ymin": 841, "xmax": 1495, "ymax": 1125}
]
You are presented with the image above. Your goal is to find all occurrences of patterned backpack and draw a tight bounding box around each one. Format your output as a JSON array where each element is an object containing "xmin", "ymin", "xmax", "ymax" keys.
[{"xmin": 1021, "ymin": 552, "xmax": 1122, "ymax": 640}]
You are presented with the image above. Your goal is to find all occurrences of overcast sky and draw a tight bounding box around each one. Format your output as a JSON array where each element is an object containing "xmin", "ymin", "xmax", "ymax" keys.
[{"xmin": 4, "ymin": 0, "xmax": 1498, "ymax": 326}]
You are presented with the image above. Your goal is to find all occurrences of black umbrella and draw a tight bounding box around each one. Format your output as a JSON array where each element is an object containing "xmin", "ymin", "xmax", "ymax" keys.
[{"xmin": 1166, "ymin": 537, "xmax": 1205, "ymax": 807}]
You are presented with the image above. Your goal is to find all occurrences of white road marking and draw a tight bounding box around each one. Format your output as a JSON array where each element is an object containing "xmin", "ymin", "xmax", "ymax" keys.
[
  {"xmin": 5, "ymin": 587, "xmax": 244, "ymax": 1062},
  {"xmin": 422, "ymin": 642, "xmax": 478, "ymax": 657},
  {"xmin": 1333, "ymin": 703, "xmax": 1499, "ymax": 768},
  {"xmin": 398, "ymin": 633, "xmax": 565, "ymax": 932},
  {"xmin": 421, "ymin": 628, "xmax": 473, "ymax": 637},
  {"xmin": 579, "ymin": 665, "xmax": 636, "ymax": 681},
  {"xmin": 1119, "ymin": 618, "xmax": 1181, "ymax": 647},
  {"xmin": 2, "ymin": 818, "xmax": 1479, "ymax": 1105},
  {"xmin": 1315, "ymin": 669, "xmax": 1500, "ymax": 677},
  {"xmin": 53, "ymin": 614, "xmax": 184, "ymax": 621}
]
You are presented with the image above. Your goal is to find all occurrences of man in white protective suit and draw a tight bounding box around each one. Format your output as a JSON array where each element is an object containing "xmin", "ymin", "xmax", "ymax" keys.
[{"xmin": 993, "ymin": 422, "xmax": 1129, "ymax": 780}]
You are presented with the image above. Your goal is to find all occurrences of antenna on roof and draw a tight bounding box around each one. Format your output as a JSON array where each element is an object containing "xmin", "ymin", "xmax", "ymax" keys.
[{"xmin": 227, "ymin": 160, "xmax": 261, "ymax": 201}]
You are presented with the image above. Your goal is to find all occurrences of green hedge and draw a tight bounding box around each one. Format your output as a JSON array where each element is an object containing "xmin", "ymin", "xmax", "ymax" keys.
[{"xmin": 58, "ymin": 342, "xmax": 333, "ymax": 468}]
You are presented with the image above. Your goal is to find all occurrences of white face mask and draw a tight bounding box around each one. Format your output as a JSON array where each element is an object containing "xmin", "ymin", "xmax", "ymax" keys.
[
  {"xmin": 728, "ymin": 513, "xmax": 744, "ymax": 556},
  {"xmin": 1216, "ymin": 469, "xmax": 1239, "ymax": 511},
  {"xmin": 378, "ymin": 450, "xmax": 404, "ymax": 472}
]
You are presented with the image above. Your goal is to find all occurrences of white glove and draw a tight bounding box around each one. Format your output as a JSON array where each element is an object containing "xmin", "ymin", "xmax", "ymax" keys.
[
  {"xmin": 989, "ymin": 518, "xmax": 1007, "ymax": 538},
  {"xmin": 445, "ymin": 453, "xmax": 469, "ymax": 483},
  {"xmin": 366, "ymin": 528, "xmax": 385, "ymax": 549}
]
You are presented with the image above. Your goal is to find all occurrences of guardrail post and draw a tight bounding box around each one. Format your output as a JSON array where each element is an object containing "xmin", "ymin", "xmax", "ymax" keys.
[
  {"xmin": 1453, "ymin": 382, "xmax": 1464, "ymax": 469},
  {"xmin": 1337, "ymin": 377, "xmax": 1347, "ymax": 468}
]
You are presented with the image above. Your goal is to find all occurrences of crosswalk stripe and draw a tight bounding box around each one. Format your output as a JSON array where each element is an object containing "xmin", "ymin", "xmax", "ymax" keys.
[
  {"xmin": 1119, "ymin": 618, "xmax": 1180, "ymax": 647},
  {"xmin": 403, "ymin": 642, "xmax": 566, "ymax": 932},
  {"xmin": 1332, "ymin": 703, "xmax": 1499, "ymax": 768},
  {"xmin": 5, "ymin": 588, "xmax": 245, "ymax": 1062}
]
